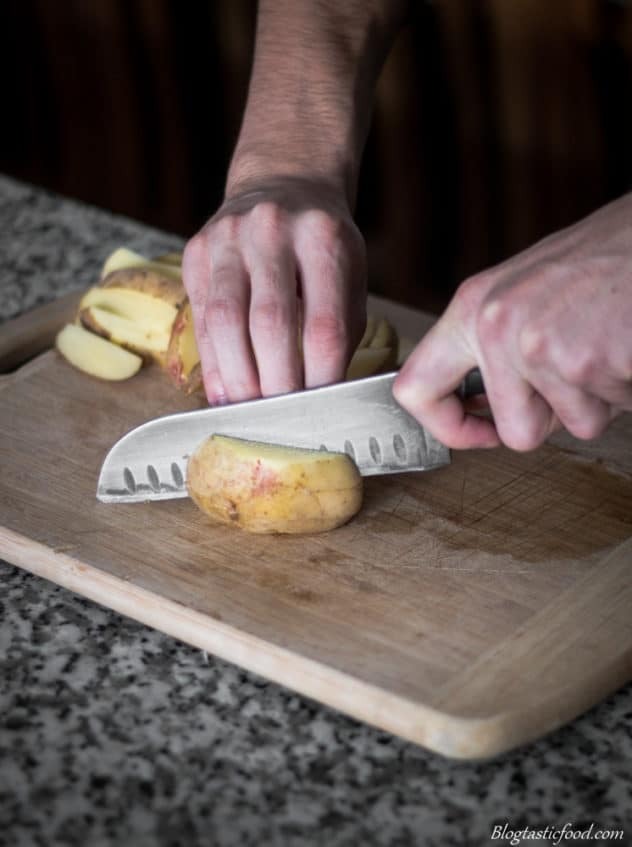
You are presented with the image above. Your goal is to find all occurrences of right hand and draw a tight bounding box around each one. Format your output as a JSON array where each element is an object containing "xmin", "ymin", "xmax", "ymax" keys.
[{"xmin": 183, "ymin": 176, "xmax": 367, "ymax": 406}]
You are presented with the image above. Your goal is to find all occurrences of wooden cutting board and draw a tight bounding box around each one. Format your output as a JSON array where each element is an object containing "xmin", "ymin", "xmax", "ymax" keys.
[{"xmin": 1, "ymin": 293, "xmax": 631, "ymax": 759}]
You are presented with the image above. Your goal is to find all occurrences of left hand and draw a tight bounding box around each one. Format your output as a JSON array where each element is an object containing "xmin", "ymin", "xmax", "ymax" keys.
[{"xmin": 393, "ymin": 193, "xmax": 632, "ymax": 450}]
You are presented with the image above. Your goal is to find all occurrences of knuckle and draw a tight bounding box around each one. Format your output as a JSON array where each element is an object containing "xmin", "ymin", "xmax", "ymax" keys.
[
  {"xmin": 212, "ymin": 214, "xmax": 241, "ymax": 242},
  {"xmin": 518, "ymin": 322, "xmax": 548, "ymax": 367},
  {"xmin": 303, "ymin": 313, "xmax": 348, "ymax": 356},
  {"xmin": 205, "ymin": 296, "xmax": 243, "ymax": 330},
  {"xmin": 475, "ymin": 296, "xmax": 509, "ymax": 347},
  {"xmin": 454, "ymin": 272, "xmax": 493, "ymax": 313},
  {"xmin": 250, "ymin": 202, "xmax": 286, "ymax": 238},
  {"xmin": 251, "ymin": 299, "xmax": 290, "ymax": 335},
  {"xmin": 301, "ymin": 210, "xmax": 343, "ymax": 243},
  {"xmin": 558, "ymin": 352, "xmax": 594, "ymax": 386}
]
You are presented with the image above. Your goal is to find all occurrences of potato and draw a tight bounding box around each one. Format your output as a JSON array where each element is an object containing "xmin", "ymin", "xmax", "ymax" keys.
[
  {"xmin": 187, "ymin": 435, "xmax": 363, "ymax": 534},
  {"xmin": 79, "ymin": 306, "xmax": 172, "ymax": 360},
  {"xmin": 153, "ymin": 251, "xmax": 183, "ymax": 266},
  {"xmin": 369, "ymin": 317, "xmax": 396, "ymax": 350},
  {"xmin": 78, "ymin": 270, "xmax": 185, "ymax": 364},
  {"xmin": 357, "ymin": 315, "xmax": 377, "ymax": 349},
  {"xmin": 101, "ymin": 247, "xmax": 183, "ymax": 282},
  {"xmin": 80, "ymin": 285, "xmax": 178, "ymax": 328},
  {"xmin": 165, "ymin": 301, "xmax": 202, "ymax": 392},
  {"xmin": 346, "ymin": 346, "xmax": 395, "ymax": 380},
  {"xmin": 100, "ymin": 268, "xmax": 186, "ymax": 308},
  {"xmin": 55, "ymin": 324, "xmax": 142, "ymax": 381},
  {"xmin": 346, "ymin": 317, "xmax": 398, "ymax": 379}
]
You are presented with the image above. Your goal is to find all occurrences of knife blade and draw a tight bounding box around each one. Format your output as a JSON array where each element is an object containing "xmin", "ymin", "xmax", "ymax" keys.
[{"xmin": 97, "ymin": 371, "xmax": 455, "ymax": 503}]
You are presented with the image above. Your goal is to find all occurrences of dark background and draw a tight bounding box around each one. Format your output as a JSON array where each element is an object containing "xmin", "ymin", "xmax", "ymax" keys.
[{"xmin": 3, "ymin": 0, "xmax": 632, "ymax": 313}]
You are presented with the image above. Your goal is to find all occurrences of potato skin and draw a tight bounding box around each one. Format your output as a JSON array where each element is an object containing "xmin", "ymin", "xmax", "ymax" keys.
[
  {"xmin": 187, "ymin": 436, "xmax": 363, "ymax": 534},
  {"xmin": 101, "ymin": 268, "xmax": 186, "ymax": 308},
  {"xmin": 78, "ymin": 306, "xmax": 168, "ymax": 364},
  {"xmin": 165, "ymin": 301, "xmax": 202, "ymax": 392}
]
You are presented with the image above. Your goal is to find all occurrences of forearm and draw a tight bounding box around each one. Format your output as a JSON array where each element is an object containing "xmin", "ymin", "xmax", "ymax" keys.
[{"xmin": 226, "ymin": 0, "xmax": 410, "ymax": 207}]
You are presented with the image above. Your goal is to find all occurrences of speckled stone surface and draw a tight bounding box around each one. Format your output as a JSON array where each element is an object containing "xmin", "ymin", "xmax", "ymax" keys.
[{"xmin": 0, "ymin": 174, "xmax": 631, "ymax": 847}]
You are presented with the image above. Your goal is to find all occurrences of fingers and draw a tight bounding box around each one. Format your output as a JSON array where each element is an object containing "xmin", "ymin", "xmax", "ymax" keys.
[
  {"xmin": 248, "ymin": 247, "xmax": 302, "ymax": 396},
  {"xmin": 205, "ymin": 249, "xmax": 260, "ymax": 403},
  {"xmin": 393, "ymin": 323, "xmax": 501, "ymax": 450},
  {"xmin": 297, "ymin": 213, "xmax": 366, "ymax": 388},
  {"xmin": 184, "ymin": 196, "xmax": 364, "ymax": 405},
  {"xmin": 182, "ymin": 238, "xmax": 226, "ymax": 405},
  {"xmin": 526, "ymin": 369, "xmax": 611, "ymax": 441}
]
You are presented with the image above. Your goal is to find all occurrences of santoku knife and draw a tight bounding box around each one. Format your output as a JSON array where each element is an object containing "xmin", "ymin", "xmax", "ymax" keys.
[{"xmin": 97, "ymin": 369, "xmax": 484, "ymax": 504}]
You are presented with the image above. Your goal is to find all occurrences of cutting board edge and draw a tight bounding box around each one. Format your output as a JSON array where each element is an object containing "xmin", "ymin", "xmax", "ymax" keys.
[{"xmin": 3, "ymin": 525, "xmax": 630, "ymax": 760}]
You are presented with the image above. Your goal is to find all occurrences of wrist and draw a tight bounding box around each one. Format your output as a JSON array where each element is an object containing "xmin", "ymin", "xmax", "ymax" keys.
[{"xmin": 226, "ymin": 138, "xmax": 358, "ymax": 209}]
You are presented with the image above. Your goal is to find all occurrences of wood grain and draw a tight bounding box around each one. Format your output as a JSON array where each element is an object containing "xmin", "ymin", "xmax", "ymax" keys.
[{"xmin": 0, "ymin": 294, "xmax": 631, "ymax": 758}]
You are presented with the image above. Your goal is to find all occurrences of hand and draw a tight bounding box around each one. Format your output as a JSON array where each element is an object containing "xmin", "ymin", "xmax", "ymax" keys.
[
  {"xmin": 183, "ymin": 177, "xmax": 366, "ymax": 405},
  {"xmin": 393, "ymin": 193, "xmax": 632, "ymax": 450}
]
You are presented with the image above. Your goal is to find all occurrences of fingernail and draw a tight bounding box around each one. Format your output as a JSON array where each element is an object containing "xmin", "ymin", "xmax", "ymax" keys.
[
  {"xmin": 213, "ymin": 393, "xmax": 228, "ymax": 406},
  {"xmin": 206, "ymin": 375, "xmax": 228, "ymax": 406}
]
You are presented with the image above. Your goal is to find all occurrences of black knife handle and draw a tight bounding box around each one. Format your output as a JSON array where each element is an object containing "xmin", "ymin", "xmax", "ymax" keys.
[{"xmin": 458, "ymin": 367, "xmax": 485, "ymax": 400}]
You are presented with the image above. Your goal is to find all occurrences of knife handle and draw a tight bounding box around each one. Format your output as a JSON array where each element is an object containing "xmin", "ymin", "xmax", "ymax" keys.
[{"xmin": 458, "ymin": 368, "xmax": 485, "ymax": 399}]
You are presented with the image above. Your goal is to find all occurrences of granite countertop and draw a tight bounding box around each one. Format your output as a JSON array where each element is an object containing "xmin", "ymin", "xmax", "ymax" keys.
[{"xmin": 0, "ymin": 175, "xmax": 631, "ymax": 847}]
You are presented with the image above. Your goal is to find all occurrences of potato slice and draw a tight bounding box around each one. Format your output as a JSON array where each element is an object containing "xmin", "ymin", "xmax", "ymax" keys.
[
  {"xmin": 80, "ymin": 286, "xmax": 178, "ymax": 328},
  {"xmin": 153, "ymin": 251, "xmax": 183, "ymax": 266},
  {"xmin": 357, "ymin": 315, "xmax": 377, "ymax": 349},
  {"xmin": 56, "ymin": 324, "xmax": 142, "ymax": 381},
  {"xmin": 80, "ymin": 306, "xmax": 172, "ymax": 358},
  {"xmin": 101, "ymin": 247, "xmax": 183, "ymax": 282},
  {"xmin": 187, "ymin": 435, "xmax": 363, "ymax": 534},
  {"xmin": 100, "ymin": 268, "xmax": 185, "ymax": 307},
  {"xmin": 165, "ymin": 301, "xmax": 202, "ymax": 392},
  {"xmin": 369, "ymin": 317, "xmax": 395, "ymax": 350},
  {"xmin": 346, "ymin": 346, "xmax": 394, "ymax": 380}
]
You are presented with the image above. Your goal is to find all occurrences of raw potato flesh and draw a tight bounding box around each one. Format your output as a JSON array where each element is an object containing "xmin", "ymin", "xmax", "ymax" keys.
[
  {"xmin": 345, "ymin": 317, "xmax": 398, "ymax": 379},
  {"xmin": 55, "ymin": 324, "xmax": 142, "ymax": 381},
  {"xmin": 187, "ymin": 435, "xmax": 363, "ymax": 534},
  {"xmin": 101, "ymin": 247, "xmax": 183, "ymax": 282},
  {"xmin": 80, "ymin": 306, "xmax": 172, "ymax": 358},
  {"xmin": 154, "ymin": 251, "xmax": 184, "ymax": 266},
  {"xmin": 79, "ymin": 285, "xmax": 178, "ymax": 328},
  {"xmin": 346, "ymin": 346, "xmax": 394, "ymax": 380},
  {"xmin": 165, "ymin": 301, "xmax": 202, "ymax": 392}
]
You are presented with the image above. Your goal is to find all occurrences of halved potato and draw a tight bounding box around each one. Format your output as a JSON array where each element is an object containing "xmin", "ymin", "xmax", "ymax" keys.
[
  {"xmin": 187, "ymin": 435, "xmax": 363, "ymax": 534},
  {"xmin": 56, "ymin": 324, "xmax": 142, "ymax": 381},
  {"xmin": 79, "ymin": 306, "xmax": 172, "ymax": 359},
  {"xmin": 101, "ymin": 247, "xmax": 183, "ymax": 282}
]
